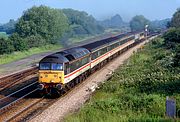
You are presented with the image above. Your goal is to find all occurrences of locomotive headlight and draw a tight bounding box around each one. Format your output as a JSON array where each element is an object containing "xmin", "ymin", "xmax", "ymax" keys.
[
  {"xmin": 51, "ymin": 80, "xmax": 55, "ymax": 83},
  {"xmin": 38, "ymin": 84, "xmax": 44, "ymax": 90},
  {"xmin": 56, "ymin": 84, "xmax": 62, "ymax": 90}
]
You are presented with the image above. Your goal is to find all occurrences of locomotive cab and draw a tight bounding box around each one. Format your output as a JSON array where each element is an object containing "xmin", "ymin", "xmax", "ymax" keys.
[
  {"xmin": 38, "ymin": 54, "xmax": 69, "ymax": 91},
  {"xmin": 39, "ymin": 62, "xmax": 64, "ymax": 84}
]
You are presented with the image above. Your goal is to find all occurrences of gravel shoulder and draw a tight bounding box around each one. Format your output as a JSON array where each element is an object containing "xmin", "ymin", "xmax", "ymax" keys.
[{"xmin": 30, "ymin": 37, "xmax": 156, "ymax": 122}]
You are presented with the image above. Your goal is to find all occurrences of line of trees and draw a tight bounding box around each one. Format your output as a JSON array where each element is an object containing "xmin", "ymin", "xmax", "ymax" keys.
[{"xmin": 0, "ymin": 6, "xmax": 105, "ymax": 55}]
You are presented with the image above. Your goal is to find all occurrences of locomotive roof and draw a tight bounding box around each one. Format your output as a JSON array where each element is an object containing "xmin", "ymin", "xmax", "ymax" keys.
[
  {"xmin": 40, "ymin": 53, "xmax": 69, "ymax": 63},
  {"xmin": 40, "ymin": 47, "xmax": 90, "ymax": 63},
  {"xmin": 82, "ymin": 32, "xmax": 132, "ymax": 52}
]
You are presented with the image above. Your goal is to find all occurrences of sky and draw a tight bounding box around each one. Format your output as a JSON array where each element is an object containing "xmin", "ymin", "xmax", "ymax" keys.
[{"xmin": 0, "ymin": 0, "xmax": 180, "ymax": 23}]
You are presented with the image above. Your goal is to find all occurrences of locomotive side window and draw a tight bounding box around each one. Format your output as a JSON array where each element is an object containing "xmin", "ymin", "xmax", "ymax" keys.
[
  {"xmin": 81, "ymin": 57, "xmax": 89, "ymax": 65},
  {"xmin": 39, "ymin": 63, "xmax": 51, "ymax": 70},
  {"xmin": 92, "ymin": 51, "xmax": 98, "ymax": 60},
  {"xmin": 51, "ymin": 63, "xmax": 63, "ymax": 70},
  {"xmin": 99, "ymin": 47, "xmax": 108, "ymax": 55}
]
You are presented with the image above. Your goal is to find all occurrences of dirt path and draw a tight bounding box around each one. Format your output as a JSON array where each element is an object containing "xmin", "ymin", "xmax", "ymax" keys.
[{"xmin": 30, "ymin": 36, "xmax": 156, "ymax": 122}]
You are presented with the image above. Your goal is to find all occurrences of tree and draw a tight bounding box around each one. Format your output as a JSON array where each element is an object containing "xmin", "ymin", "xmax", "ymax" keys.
[
  {"xmin": 130, "ymin": 15, "xmax": 150, "ymax": 32},
  {"xmin": 99, "ymin": 14, "xmax": 127, "ymax": 28},
  {"xmin": 173, "ymin": 44, "xmax": 180, "ymax": 67},
  {"xmin": 25, "ymin": 34, "xmax": 46, "ymax": 48},
  {"xmin": 15, "ymin": 6, "xmax": 69, "ymax": 43},
  {"xmin": 171, "ymin": 8, "xmax": 180, "ymax": 28},
  {"xmin": 149, "ymin": 19, "xmax": 170, "ymax": 32},
  {"xmin": 163, "ymin": 28, "xmax": 180, "ymax": 48},
  {"xmin": 0, "ymin": 19, "xmax": 16, "ymax": 34},
  {"xmin": 62, "ymin": 9, "xmax": 104, "ymax": 36},
  {"xmin": 0, "ymin": 38, "xmax": 14, "ymax": 54},
  {"xmin": 9, "ymin": 33, "xmax": 28, "ymax": 51}
]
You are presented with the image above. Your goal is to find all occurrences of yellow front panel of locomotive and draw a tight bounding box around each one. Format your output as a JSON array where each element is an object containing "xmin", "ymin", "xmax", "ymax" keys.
[{"xmin": 38, "ymin": 70, "xmax": 64, "ymax": 84}]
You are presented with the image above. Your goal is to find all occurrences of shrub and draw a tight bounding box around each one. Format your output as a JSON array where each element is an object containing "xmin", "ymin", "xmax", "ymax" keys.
[{"xmin": 0, "ymin": 38, "xmax": 14, "ymax": 54}]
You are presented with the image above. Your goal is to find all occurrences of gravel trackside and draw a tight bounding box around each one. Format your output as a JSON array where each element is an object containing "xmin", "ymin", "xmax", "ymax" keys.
[{"xmin": 30, "ymin": 37, "xmax": 156, "ymax": 122}]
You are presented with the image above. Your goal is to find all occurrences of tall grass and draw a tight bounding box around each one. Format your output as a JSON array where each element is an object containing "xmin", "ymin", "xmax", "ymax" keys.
[{"xmin": 65, "ymin": 38, "xmax": 180, "ymax": 122}]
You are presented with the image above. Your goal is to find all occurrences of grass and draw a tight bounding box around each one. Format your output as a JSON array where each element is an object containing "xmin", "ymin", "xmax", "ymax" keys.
[
  {"xmin": 0, "ymin": 44, "xmax": 62, "ymax": 65},
  {"xmin": 65, "ymin": 38, "xmax": 180, "ymax": 122}
]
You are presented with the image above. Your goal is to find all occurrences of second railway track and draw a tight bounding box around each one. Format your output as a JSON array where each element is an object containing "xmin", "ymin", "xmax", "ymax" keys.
[{"xmin": 0, "ymin": 67, "xmax": 38, "ymax": 92}]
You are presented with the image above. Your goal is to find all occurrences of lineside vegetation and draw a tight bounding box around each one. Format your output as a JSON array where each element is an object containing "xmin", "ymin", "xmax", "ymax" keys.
[{"xmin": 65, "ymin": 37, "xmax": 180, "ymax": 121}]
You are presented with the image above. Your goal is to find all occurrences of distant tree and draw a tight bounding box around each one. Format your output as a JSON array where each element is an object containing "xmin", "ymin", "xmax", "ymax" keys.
[
  {"xmin": 98, "ymin": 14, "xmax": 127, "ymax": 28},
  {"xmin": 0, "ymin": 19, "xmax": 16, "ymax": 34},
  {"xmin": 62, "ymin": 9, "xmax": 104, "ymax": 36},
  {"xmin": 15, "ymin": 6, "xmax": 69, "ymax": 43},
  {"xmin": 149, "ymin": 19, "xmax": 170, "ymax": 32},
  {"xmin": 130, "ymin": 15, "xmax": 150, "ymax": 32},
  {"xmin": 171, "ymin": 8, "xmax": 180, "ymax": 28},
  {"xmin": 0, "ymin": 38, "xmax": 14, "ymax": 54}
]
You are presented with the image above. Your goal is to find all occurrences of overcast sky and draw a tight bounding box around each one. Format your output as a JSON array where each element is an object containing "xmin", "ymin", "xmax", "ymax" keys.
[{"xmin": 0, "ymin": 0, "xmax": 180, "ymax": 23}]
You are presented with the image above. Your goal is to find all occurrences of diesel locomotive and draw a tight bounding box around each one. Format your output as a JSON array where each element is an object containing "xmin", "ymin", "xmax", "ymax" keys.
[{"xmin": 38, "ymin": 31, "xmax": 145, "ymax": 93}]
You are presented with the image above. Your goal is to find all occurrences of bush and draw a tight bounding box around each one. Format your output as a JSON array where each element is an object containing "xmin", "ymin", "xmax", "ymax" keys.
[
  {"xmin": 0, "ymin": 38, "xmax": 14, "ymax": 54},
  {"xmin": 163, "ymin": 28, "xmax": 180, "ymax": 48},
  {"xmin": 25, "ymin": 35, "xmax": 46, "ymax": 48},
  {"xmin": 9, "ymin": 33, "xmax": 28, "ymax": 51}
]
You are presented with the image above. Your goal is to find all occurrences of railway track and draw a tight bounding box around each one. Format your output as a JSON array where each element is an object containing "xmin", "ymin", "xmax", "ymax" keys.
[
  {"xmin": 0, "ymin": 82, "xmax": 38, "ymax": 114},
  {"xmin": 0, "ymin": 67, "xmax": 38, "ymax": 92}
]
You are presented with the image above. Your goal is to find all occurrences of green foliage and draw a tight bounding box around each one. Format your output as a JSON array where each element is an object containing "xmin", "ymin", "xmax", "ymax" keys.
[
  {"xmin": 0, "ymin": 6, "xmax": 70, "ymax": 55},
  {"xmin": 130, "ymin": 15, "xmax": 150, "ymax": 32},
  {"xmin": 98, "ymin": 14, "xmax": 128, "ymax": 29},
  {"xmin": 16, "ymin": 5, "xmax": 69, "ymax": 42},
  {"xmin": 163, "ymin": 28, "xmax": 180, "ymax": 48},
  {"xmin": 65, "ymin": 38, "xmax": 180, "ymax": 122},
  {"xmin": 173, "ymin": 44, "xmax": 180, "ymax": 67},
  {"xmin": 171, "ymin": 8, "xmax": 180, "ymax": 28},
  {"xmin": 0, "ymin": 32, "xmax": 8, "ymax": 39},
  {"xmin": 0, "ymin": 38, "xmax": 14, "ymax": 54},
  {"xmin": 149, "ymin": 19, "xmax": 170, "ymax": 32},
  {"xmin": 62, "ymin": 9, "xmax": 104, "ymax": 36},
  {"xmin": 0, "ymin": 19, "xmax": 16, "ymax": 34},
  {"xmin": 25, "ymin": 34, "xmax": 46, "ymax": 48},
  {"xmin": 9, "ymin": 33, "xmax": 28, "ymax": 51}
]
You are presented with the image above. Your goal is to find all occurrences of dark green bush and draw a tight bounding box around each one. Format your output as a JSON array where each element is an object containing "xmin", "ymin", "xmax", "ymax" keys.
[{"xmin": 0, "ymin": 38, "xmax": 14, "ymax": 54}]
